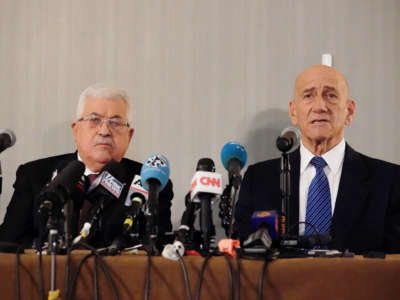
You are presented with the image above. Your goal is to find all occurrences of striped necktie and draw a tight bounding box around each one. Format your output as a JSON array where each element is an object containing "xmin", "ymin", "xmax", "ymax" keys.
[{"xmin": 305, "ymin": 156, "xmax": 332, "ymax": 235}]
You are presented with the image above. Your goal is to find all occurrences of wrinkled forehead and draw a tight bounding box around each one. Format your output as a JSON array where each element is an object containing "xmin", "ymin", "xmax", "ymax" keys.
[{"xmin": 294, "ymin": 66, "xmax": 349, "ymax": 96}]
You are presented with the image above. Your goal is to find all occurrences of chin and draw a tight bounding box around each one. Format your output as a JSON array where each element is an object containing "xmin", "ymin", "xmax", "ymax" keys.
[{"xmin": 92, "ymin": 151, "xmax": 114, "ymax": 164}]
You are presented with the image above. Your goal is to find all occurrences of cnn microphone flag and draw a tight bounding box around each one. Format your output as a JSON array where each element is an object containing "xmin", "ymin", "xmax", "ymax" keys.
[{"xmin": 190, "ymin": 171, "xmax": 223, "ymax": 200}]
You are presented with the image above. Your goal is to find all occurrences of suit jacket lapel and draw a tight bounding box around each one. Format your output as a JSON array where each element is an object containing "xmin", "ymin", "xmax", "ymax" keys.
[{"xmin": 331, "ymin": 144, "xmax": 369, "ymax": 247}]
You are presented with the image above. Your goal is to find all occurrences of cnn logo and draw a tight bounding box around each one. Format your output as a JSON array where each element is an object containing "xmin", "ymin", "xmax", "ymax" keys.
[{"xmin": 199, "ymin": 176, "xmax": 221, "ymax": 187}]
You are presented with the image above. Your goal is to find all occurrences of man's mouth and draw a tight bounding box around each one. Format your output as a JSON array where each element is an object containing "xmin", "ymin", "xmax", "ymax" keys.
[{"xmin": 311, "ymin": 119, "xmax": 329, "ymax": 124}]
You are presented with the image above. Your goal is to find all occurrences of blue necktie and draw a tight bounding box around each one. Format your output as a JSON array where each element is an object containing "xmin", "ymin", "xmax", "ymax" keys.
[{"xmin": 305, "ymin": 156, "xmax": 332, "ymax": 235}]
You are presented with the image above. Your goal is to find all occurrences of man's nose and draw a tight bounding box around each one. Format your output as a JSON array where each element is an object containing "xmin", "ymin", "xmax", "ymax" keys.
[
  {"xmin": 97, "ymin": 120, "xmax": 112, "ymax": 136},
  {"xmin": 312, "ymin": 94, "xmax": 328, "ymax": 112}
]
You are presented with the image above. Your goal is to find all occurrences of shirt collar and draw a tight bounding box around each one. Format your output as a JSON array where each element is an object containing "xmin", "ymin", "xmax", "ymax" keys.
[
  {"xmin": 77, "ymin": 152, "xmax": 100, "ymax": 176},
  {"xmin": 300, "ymin": 138, "xmax": 346, "ymax": 174}
]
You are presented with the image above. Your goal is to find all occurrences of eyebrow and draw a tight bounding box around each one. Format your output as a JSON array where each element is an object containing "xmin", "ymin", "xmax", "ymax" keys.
[
  {"xmin": 302, "ymin": 86, "xmax": 338, "ymax": 94},
  {"xmin": 87, "ymin": 112, "xmax": 124, "ymax": 119},
  {"xmin": 323, "ymin": 86, "xmax": 338, "ymax": 93},
  {"xmin": 302, "ymin": 87, "xmax": 315, "ymax": 94}
]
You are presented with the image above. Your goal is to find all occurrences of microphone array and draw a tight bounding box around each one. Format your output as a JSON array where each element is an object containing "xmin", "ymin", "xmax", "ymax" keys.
[{"xmin": 5, "ymin": 126, "xmax": 335, "ymax": 259}]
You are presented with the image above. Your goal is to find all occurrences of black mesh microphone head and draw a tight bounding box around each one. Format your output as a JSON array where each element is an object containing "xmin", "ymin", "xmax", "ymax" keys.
[
  {"xmin": 196, "ymin": 158, "xmax": 215, "ymax": 172},
  {"xmin": 102, "ymin": 160, "xmax": 127, "ymax": 183},
  {"xmin": 48, "ymin": 160, "xmax": 85, "ymax": 195},
  {"xmin": 42, "ymin": 160, "xmax": 85, "ymax": 207}
]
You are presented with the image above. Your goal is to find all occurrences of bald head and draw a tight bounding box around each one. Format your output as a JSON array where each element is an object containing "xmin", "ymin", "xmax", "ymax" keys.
[
  {"xmin": 294, "ymin": 65, "xmax": 349, "ymax": 101},
  {"xmin": 289, "ymin": 65, "xmax": 355, "ymax": 155}
]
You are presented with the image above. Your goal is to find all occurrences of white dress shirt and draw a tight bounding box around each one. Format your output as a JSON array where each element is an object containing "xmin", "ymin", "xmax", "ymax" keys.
[
  {"xmin": 298, "ymin": 138, "xmax": 346, "ymax": 235},
  {"xmin": 77, "ymin": 153, "xmax": 100, "ymax": 176}
]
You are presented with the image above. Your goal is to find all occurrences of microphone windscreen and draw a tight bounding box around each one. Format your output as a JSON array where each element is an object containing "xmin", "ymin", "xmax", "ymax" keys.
[
  {"xmin": 49, "ymin": 160, "xmax": 85, "ymax": 194},
  {"xmin": 102, "ymin": 160, "xmax": 127, "ymax": 182},
  {"xmin": 221, "ymin": 142, "xmax": 247, "ymax": 171},
  {"xmin": 196, "ymin": 158, "xmax": 215, "ymax": 172},
  {"xmin": 0, "ymin": 129, "xmax": 16, "ymax": 148},
  {"xmin": 140, "ymin": 154, "xmax": 170, "ymax": 191}
]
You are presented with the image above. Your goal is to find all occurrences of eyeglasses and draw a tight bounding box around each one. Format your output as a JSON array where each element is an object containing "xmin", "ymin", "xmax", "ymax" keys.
[{"xmin": 77, "ymin": 114, "xmax": 130, "ymax": 131}]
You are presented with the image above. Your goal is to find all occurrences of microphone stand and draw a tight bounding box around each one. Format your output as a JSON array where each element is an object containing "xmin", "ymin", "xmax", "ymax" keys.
[
  {"xmin": 45, "ymin": 200, "xmax": 63, "ymax": 299},
  {"xmin": 280, "ymin": 152, "xmax": 291, "ymax": 239},
  {"xmin": 219, "ymin": 184, "xmax": 232, "ymax": 237},
  {"xmin": 143, "ymin": 179, "xmax": 160, "ymax": 255}
]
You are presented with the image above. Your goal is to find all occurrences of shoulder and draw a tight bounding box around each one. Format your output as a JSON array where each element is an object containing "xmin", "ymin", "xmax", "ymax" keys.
[
  {"xmin": 345, "ymin": 144, "xmax": 400, "ymax": 175},
  {"xmin": 120, "ymin": 157, "xmax": 143, "ymax": 174},
  {"xmin": 17, "ymin": 153, "xmax": 77, "ymax": 173},
  {"xmin": 346, "ymin": 144, "xmax": 399, "ymax": 167}
]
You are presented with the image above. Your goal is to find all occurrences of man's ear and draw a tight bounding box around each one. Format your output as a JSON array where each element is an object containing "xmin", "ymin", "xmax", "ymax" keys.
[
  {"xmin": 128, "ymin": 128, "xmax": 134, "ymax": 141},
  {"xmin": 71, "ymin": 122, "xmax": 78, "ymax": 142},
  {"xmin": 289, "ymin": 100, "xmax": 298, "ymax": 125},
  {"xmin": 345, "ymin": 99, "xmax": 356, "ymax": 125}
]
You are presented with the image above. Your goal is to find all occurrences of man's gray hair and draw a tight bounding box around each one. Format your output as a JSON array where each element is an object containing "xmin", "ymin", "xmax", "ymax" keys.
[{"xmin": 76, "ymin": 83, "xmax": 133, "ymax": 126}]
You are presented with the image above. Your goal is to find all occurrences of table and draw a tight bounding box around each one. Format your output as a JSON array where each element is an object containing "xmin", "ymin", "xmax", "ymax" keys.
[{"xmin": 0, "ymin": 252, "xmax": 399, "ymax": 300}]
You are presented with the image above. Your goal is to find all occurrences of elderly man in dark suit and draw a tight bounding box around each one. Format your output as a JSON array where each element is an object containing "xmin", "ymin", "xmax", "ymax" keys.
[
  {"xmin": 0, "ymin": 84, "xmax": 173, "ymax": 249},
  {"xmin": 235, "ymin": 65, "xmax": 400, "ymax": 254}
]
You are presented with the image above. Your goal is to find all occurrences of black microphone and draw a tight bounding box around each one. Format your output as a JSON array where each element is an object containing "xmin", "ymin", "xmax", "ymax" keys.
[
  {"xmin": 38, "ymin": 160, "xmax": 85, "ymax": 250},
  {"xmin": 0, "ymin": 129, "xmax": 16, "ymax": 154},
  {"xmin": 39, "ymin": 160, "xmax": 85, "ymax": 214},
  {"xmin": 276, "ymin": 126, "xmax": 301, "ymax": 153},
  {"xmin": 75, "ymin": 161, "xmax": 126, "ymax": 245},
  {"xmin": 191, "ymin": 158, "xmax": 222, "ymax": 253},
  {"xmin": 86, "ymin": 161, "xmax": 126, "ymax": 205},
  {"xmin": 107, "ymin": 175, "xmax": 148, "ymax": 254}
]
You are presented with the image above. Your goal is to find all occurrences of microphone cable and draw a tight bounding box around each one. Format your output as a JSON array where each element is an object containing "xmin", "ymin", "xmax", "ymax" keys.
[
  {"xmin": 144, "ymin": 251, "xmax": 152, "ymax": 300},
  {"xmin": 38, "ymin": 251, "xmax": 45, "ymax": 300},
  {"xmin": 94, "ymin": 251, "xmax": 120, "ymax": 300},
  {"xmin": 194, "ymin": 253, "xmax": 212, "ymax": 300},
  {"xmin": 257, "ymin": 257, "xmax": 274, "ymax": 300},
  {"xmin": 222, "ymin": 254, "xmax": 234, "ymax": 300},
  {"xmin": 15, "ymin": 251, "xmax": 21, "ymax": 300},
  {"xmin": 235, "ymin": 256, "xmax": 241, "ymax": 300},
  {"xmin": 66, "ymin": 251, "xmax": 94, "ymax": 300},
  {"xmin": 14, "ymin": 248, "xmax": 44, "ymax": 300},
  {"xmin": 65, "ymin": 242, "xmax": 120, "ymax": 300},
  {"xmin": 94, "ymin": 255, "xmax": 99, "ymax": 300},
  {"xmin": 176, "ymin": 250, "xmax": 192, "ymax": 300}
]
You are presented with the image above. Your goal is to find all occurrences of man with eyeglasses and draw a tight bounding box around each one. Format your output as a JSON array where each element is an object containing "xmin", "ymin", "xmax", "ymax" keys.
[{"xmin": 0, "ymin": 84, "xmax": 173, "ymax": 250}]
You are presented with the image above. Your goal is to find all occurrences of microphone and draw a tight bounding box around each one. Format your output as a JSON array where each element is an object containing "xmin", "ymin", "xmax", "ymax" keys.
[
  {"xmin": 76, "ymin": 161, "xmax": 126, "ymax": 243},
  {"xmin": 39, "ymin": 160, "xmax": 86, "ymax": 213},
  {"xmin": 0, "ymin": 129, "xmax": 16, "ymax": 154},
  {"xmin": 220, "ymin": 142, "xmax": 247, "ymax": 237},
  {"xmin": 140, "ymin": 154, "xmax": 170, "ymax": 253},
  {"xmin": 220, "ymin": 142, "xmax": 247, "ymax": 188},
  {"xmin": 173, "ymin": 159, "xmax": 217, "ymax": 254},
  {"xmin": 243, "ymin": 211, "xmax": 279, "ymax": 249},
  {"xmin": 190, "ymin": 158, "xmax": 222, "ymax": 252},
  {"xmin": 276, "ymin": 126, "xmax": 301, "ymax": 153},
  {"xmin": 107, "ymin": 174, "xmax": 148, "ymax": 254}
]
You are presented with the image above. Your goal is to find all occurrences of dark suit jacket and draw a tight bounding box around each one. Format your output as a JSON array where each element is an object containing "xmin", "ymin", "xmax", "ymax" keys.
[
  {"xmin": 235, "ymin": 144, "xmax": 400, "ymax": 254},
  {"xmin": 0, "ymin": 153, "xmax": 173, "ymax": 249}
]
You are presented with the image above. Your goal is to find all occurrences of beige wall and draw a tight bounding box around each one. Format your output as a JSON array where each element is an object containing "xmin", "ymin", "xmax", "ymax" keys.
[{"xmin": 0, "ymin": 0, "xmax": 399, "ymax": 230}]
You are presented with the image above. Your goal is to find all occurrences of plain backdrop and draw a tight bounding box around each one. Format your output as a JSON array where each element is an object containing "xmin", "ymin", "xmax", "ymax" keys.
[{"xmin": 0, "ymin": 1, "xmax": 399, "ymax": 234}]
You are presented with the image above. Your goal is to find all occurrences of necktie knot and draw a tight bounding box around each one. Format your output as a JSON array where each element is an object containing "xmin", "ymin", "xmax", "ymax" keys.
[
  {"xmin": 87, "ymin": 174, "xmax": 99, "ymax": 185},
  {"xmin": 311, "ymin": 156, "xmax": 327, "ymax": 170}
]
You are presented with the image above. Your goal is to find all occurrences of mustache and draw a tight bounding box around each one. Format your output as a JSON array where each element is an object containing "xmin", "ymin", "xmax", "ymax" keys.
[{"xmin": 93, "ymin": 137, "xmax": 114, "ymax": 146}]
